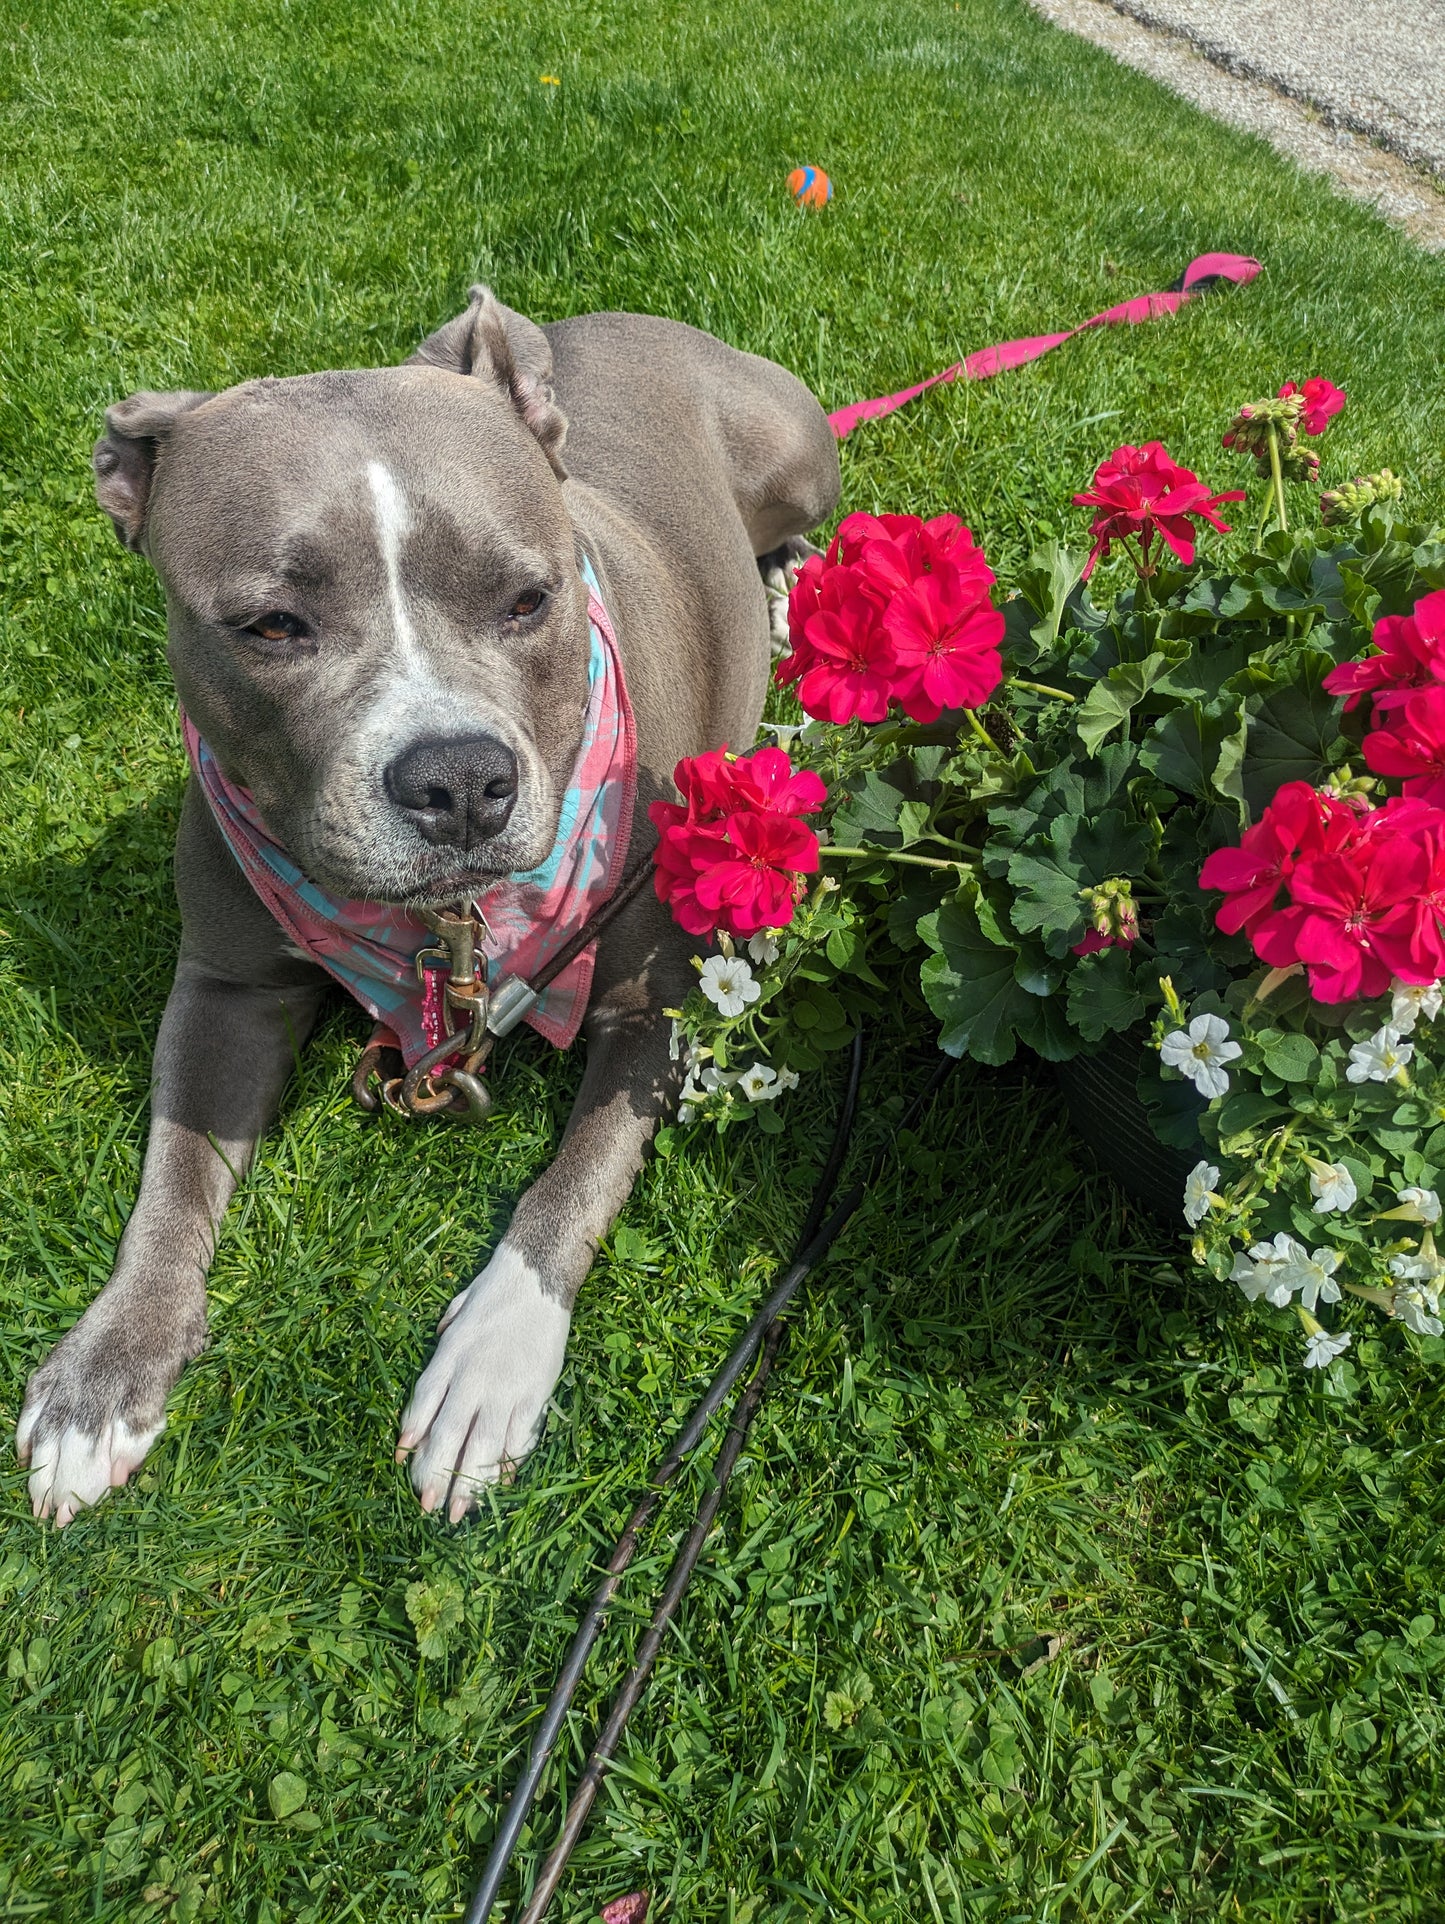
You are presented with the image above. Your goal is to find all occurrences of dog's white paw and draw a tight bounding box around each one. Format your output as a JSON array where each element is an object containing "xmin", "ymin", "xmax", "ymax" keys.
[
  {"xmin": 17, "ymin": 1399, "xmax": 164, "ymax": 1529},
  {"xmin": 396, "ymin": 1244, "xmax": 570, "ymax": 1523}
]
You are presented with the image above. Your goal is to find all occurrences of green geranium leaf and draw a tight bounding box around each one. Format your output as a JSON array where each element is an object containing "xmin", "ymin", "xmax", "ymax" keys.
[
  {"xmin": 1005, "ymin": 808, "xmax": 1151, "ymax": 956},
  {"xmin": 1242, "ymin": 652, "xmax": 1349, "ymax": 814},
  {"xmin": 986, "ymin": 740, "xmax": 1136, "ymax": 861},
  {"xmin": 918, "ymin": 886, "xmax": 1075, "ymax": 1064},
  {"xmin": 1075, "ymin": 654, "xmax": 1175, "ymax": 754},
  {"xmin": 1011, "ymin": 540, "xmax": 1088, "ymax": 654},
  {"xmin": 1151, "ymin": 636, "xmax": 1256, "ymax": 703},
  {"xmin": 1140, "ymin": 698, "xmax": 1248, "ymax": 802},
  {"xmin": 1065, "ymin": 946, "xmax": 1144, "ymax": 1043},
  {"xmin": 830, "ymin": 769, "xmax": 908, "ymax": 848}
]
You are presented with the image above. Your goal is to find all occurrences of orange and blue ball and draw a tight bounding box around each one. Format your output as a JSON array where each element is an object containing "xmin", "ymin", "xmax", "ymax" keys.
[{"xmin": 787, "ymin": 165, "xmax": 832, "ymax": 208}]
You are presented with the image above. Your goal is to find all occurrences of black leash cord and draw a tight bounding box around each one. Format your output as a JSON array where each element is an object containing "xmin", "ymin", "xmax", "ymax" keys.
[{"xmin": 463, "ymin": 1039, "xmax": 955, "ymax": 1924}]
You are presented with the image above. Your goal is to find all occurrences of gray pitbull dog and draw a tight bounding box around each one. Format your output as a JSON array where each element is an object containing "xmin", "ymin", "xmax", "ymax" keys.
[{"xmin": 16, "ymin": 288, "xmax": 839, "ymax": 1527}]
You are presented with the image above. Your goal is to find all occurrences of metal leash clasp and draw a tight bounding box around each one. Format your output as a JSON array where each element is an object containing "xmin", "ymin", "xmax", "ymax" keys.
[{"xmin": 349, "ymin": 903, "xmax": 497, "ymax": 1123}]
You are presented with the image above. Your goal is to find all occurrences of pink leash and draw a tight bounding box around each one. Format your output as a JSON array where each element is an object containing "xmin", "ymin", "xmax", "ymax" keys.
[{"xmin": 828, "ymin": 252, "xmax": 1261, "ymax": 440}]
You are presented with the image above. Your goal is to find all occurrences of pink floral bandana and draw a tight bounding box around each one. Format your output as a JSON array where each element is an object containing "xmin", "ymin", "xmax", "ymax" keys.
[{"xmin": 183, "ymin": 566, "xmax": 636, "ymax": 1065}]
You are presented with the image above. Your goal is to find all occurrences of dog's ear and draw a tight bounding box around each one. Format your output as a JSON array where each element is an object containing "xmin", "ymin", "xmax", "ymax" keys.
[
  {"xmin": 93, "ymin": 389, "xmax": 213, "ymax": 553},
  {"xmin": 409, "ymin": 285, "xmax": 568, "ymax": 478}
]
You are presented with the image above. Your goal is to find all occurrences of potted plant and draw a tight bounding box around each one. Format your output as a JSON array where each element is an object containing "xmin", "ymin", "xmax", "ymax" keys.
[{"xmin": 650, "ymin": 376, "xmax": 1445, "ymax": 1375}]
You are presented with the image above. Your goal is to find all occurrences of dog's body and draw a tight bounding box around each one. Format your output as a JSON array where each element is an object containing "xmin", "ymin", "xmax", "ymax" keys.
[{"xmin": 17, "ymin": 291, "xmax": 839, "ymax": 1525}]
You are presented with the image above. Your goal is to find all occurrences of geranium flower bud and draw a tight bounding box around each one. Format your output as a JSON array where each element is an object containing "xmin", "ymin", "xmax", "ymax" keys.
[
  {"xmin": 1223, "ymin": 393, "xmax": 1302, "ymax": 457},
  {"xmin": 1277, "ymin": 442, "xmax": 1321, "ymax": 485},
  {"xmin": 1321, "ymin": 470, "xmax": 1404, "ymax": 527}
]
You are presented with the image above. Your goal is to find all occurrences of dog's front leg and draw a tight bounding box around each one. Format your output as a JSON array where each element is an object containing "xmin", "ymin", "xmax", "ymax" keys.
[
  {"xmin": 16, "ymin": 961, "xmax": 324, "ymax": 1524},
  {"xmin": 398, "ymin": 1002, "xmax": 675, "ymax": 1521}
]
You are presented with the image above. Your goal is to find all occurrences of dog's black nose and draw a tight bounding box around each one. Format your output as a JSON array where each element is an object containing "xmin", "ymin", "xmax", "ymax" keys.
[{"xmin": 385, "ymin": 735, "xmax": 519, "ymax": 848}]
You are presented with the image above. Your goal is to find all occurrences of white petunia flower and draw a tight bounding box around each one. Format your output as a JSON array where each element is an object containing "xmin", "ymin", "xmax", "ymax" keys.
[
  {"xmin": 1183, "ymin": 1160, "xmax": 1220, "ymax": 1227},
  {"xmin": 700, "ymin": 1064, "xmax": 738, "ymax": 1094},
  {"xmin": 1230, "ymin": 1249, "xmax": 1269, "ymax": 1300},
  {"xmin": 1307, "ymin": 1159, "xmax": 1357, "ymax": 1214},
  {"xmin": 1293, "ymin": 1245, "xmax": 1343, "ymax": 1313},
  {"xmin": 1242, "ymin": 1231, "xmax": 1312, "ymax": 1306},
  {"xmin": 775, "ymin": 1067, "xmax": 800, "ymax": 1093},
  {"xmin": 677, "ymin": 1069, "xmax": 703, "ymax": 1123},
  {"xmin": 1390, "ymin": 980, "xmax": 1444, "ymax": 1034},
  {"xmin": 736, "ymin": 1062, "xmax": 782, "ymax": 1102},
  {"xmin": 1346, "ymin": 1026, "xmax": 1413, "ymax": 1085},
  {"xmin": 698, "ymin": 953, "xmax": 761, "ymax": 1017},
  {"xmin": 669, "ymin": 1019, "xmax": 684, "ymax": 1063},
  {"xmin": 1396, "ymin": 1186, "xmax": 1442, "ymax": 1226},
  {"xmin": 1159, "ymin": 1014, "xmax": 1243, "ymax": 1099},
  {"xmin": 1392, "ymin": 1288, "xmax": 1445, "ymax": 1336},
  {"xmin": 1303, "ymin": 1328, "xmax": 1352, "ymax": 1370},
  {"xmin": 747, "ymin": 931, "xmax": 781, "ymax": 967},
  {"xmin": 1233, "ymin": 1232, "xmax": 1305, "ymax": 1305}
]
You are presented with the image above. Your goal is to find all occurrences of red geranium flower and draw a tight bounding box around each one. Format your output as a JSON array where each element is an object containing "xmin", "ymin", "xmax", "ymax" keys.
[
  {"xmin": 1289, "ymin": 833, "xmax": 1426, "ymax": 1002},
  {"xmin": 1198, "ymin": 784, "xmax": 1445, "ymax": 1002},
  {"xmin": 649, "ymin": 744, "xmax": 825, "ymax": 938},
  {"xmin": 1072, "ymin": 442, "xmax": 1245, "ymax": 580},
  {"xmin": 1363, "ymin": 684, "xmax": 1445, "ymax": 804},
  {"xmin": 1324, "ymin": 588, "xmax": 1445, "ymax": 713},
  {"xmin": 883, "ymin": 563, "xmax": 1004, "ymax": 722},
  {"xmin": 1197, "ymin": 780, "xmax": 1365, "ymax": 938},
  {"xmin": 1279, "ymin": 377, "xmax": 1346, "ymax": 435},
  {"xmin": 689, "ymin": 810, "xmax": 820, "ymax": 937},
  {"xmin": 727, "ymin": 744, "xmax": 828, "ymax": 817},
  {"xmin": 778, "ymin": 510, "xmax": 1002, "ymax": 724}
]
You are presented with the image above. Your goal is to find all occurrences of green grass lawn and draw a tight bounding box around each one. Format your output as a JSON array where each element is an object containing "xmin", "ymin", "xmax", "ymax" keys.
[{"xmin": 5, "ymin": 0, "xmax": 1445, "ymax": 1917}]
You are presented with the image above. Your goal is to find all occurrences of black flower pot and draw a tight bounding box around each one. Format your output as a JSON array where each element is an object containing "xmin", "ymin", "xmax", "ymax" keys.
[{"xmin": 1054, "ymin": 1037, "xmax": 1207, "ymax": 1224}]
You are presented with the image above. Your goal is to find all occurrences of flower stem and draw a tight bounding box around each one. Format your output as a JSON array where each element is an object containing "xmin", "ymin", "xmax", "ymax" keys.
[
  {"xmin": 962, "ymin": 706, "xmax": 1000, "ymax": 752},
  {"xmin": 820, "ymin": 846, "xmax": 970, "ymax": 872},
  {"xmin": 1009, "ymin": 678, "xmax": 1077, "ymax": 703},
  {"xmin": 1267, "ymin": 423, "xmax": 1289, "ymax": 533}
]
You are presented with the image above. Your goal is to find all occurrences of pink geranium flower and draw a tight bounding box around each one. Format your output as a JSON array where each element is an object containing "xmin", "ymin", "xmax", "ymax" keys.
[
  {"xmin": 1072, "ymin": 442, "xmax": 1245, "ymax": 580},
  {"xmin": 1279, "ymin": 377, "xmax": 1346, "ymax": 435},
  {"xmin": 1199, "ymin": 783, "xmax": 1445, "ymax": 1002},
  {"xmin": 1325, "ymin": 588, "xmax": 1445, "ymax": 713},
  {"xmin": 1363, "ymin": 684, "xmax": 1445, "ymax": 804},
  {"xmin": 689, "ymin": 810, "xmax": 820, "ymax": 937}
]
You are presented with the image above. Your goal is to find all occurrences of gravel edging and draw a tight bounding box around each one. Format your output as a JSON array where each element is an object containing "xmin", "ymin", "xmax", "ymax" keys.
[{"xmin": 1030, "ymin": 0, "xmax": 1445, "ymax": 254}]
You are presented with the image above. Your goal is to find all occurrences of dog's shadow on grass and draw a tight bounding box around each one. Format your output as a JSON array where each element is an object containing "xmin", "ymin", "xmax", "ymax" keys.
[{"xmin": 1, "ymin": 785, "xmax": 187, "ymax": 1079}]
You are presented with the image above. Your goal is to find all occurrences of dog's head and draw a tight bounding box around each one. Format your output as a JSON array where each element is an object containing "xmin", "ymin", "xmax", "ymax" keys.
[{"xmin": 94, "ymin": 288, "xmax": 590, "ymax": 904}]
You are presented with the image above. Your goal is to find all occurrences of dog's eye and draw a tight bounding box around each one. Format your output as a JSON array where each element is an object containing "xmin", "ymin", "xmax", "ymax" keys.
[
  {"xmin": 247, "ymin": 612, "xmax": 308, "ymax": 643},
  {"xmin": 507, "ymin": 589, "xmax": 547, "ymax": 621}
]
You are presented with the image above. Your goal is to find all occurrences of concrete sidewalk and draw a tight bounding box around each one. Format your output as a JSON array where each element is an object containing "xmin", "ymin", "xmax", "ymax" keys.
[
  {"xmin": 1032, "ymin": 0, "xmax": 1445, "ymax": 251},
  {"xmin": 1110, "ymin": 0, "xmax": 1445, "ymax": 178}
]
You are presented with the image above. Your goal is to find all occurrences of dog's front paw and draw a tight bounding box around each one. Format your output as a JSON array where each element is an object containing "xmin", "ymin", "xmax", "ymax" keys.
[
  {"xmin": 16, "ymin": 1321, "xmax": 179, "ymax": 1527},
  {"xmin": 396, "ymin": 1244, "xmax": 571, "ymax": 1523}
]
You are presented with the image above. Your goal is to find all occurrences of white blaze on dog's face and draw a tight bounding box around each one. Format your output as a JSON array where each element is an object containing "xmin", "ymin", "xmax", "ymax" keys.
[{"xmin": 92, "ymin": 290, "xmax": 588, "ymax": 904}]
